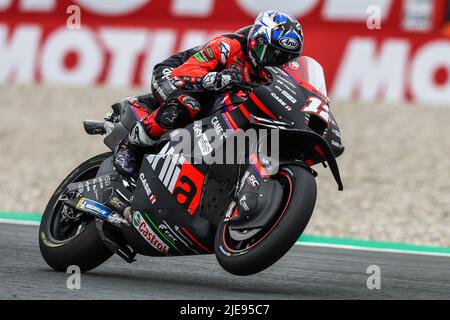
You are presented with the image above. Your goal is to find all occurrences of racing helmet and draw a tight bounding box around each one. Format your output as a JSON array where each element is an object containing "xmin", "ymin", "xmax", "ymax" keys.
[{"xmin": 247, "ymin": 10, "xmax": 304, "ymax": 69}]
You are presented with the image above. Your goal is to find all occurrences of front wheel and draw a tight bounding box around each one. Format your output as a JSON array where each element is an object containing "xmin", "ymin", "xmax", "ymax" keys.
[
  {"xmin": 215, "ymin": 165, "xmax": 317, "ymax": 276},
  {"xmin": 39, "ymin": 153, "xmax": 114, "ymax": 272}
]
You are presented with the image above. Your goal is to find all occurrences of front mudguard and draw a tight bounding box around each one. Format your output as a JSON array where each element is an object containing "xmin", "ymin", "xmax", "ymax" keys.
[{"xmin": 229, "ymin": 164, "xmax": 284, "ymax": 231}]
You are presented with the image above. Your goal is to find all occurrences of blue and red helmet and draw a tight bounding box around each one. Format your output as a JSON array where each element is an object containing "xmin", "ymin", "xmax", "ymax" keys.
[{"xmin": 248, "ymin": 10, "xmax": 304, "ymax": 69}]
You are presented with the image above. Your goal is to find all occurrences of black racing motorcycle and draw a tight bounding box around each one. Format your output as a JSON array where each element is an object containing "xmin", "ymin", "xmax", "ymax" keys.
[{"xmin": 39, "ymin": 57, "xmax": 344, "ymax": 276}]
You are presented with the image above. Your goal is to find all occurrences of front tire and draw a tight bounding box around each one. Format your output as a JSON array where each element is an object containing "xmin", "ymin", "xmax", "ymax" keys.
[
  {"xmin": 39, "ymin": 153, "xmax": 114, "ymax": 272},
  {"xmin": 215, "ymin": 165, "xmax": 317, "ymax": 276}
]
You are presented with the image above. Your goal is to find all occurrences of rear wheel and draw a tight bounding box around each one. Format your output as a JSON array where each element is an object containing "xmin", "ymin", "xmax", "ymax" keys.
[
  {"xmin": 215, "ymin": 165, "xmax": 317, "ymax": 276},
  {"xmin": 39, "ymin": 153, "xmax": 114, "ymax": 272}
]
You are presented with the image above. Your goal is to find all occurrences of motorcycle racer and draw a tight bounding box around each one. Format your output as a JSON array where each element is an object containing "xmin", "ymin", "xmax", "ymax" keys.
[{"xmin": 114, "ymin": 10, "xmax": 304, "ymax": 176}]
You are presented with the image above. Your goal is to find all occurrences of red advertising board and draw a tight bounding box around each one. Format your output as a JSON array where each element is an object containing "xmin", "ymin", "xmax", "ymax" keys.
[
  {"xmin": 1, "ymin": 0, "xmax": 447, "ymax": 31},
  {"xmin": 0, "ymin": 0, "xmax": 449, "ymax": 105}
]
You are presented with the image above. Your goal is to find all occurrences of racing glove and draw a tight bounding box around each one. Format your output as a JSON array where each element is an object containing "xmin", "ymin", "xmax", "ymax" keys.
[{"xmin": 202, "ymin": 69, "xmax": 243, "ymax": 91}]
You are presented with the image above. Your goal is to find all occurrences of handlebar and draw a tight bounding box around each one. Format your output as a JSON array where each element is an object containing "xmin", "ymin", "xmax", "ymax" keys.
[{"xmin": 231, "ymin": 82, "xmax": 259, "ymax": 92}]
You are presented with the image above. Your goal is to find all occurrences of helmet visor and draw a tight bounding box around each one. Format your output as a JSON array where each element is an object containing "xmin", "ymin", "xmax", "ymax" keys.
[{"xmin": 254, "ymin": 41, "xmax": 299, "ymax": 67}]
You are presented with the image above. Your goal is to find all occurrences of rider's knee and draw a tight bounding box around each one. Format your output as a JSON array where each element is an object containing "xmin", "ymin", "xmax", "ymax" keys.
[
  {"xmin": 135, "ymin": 93, "xmax": 158, "ymax": 111},
  {"xmin": 155, "ymin": 94, "xmax": 201, "ymax": 129}
]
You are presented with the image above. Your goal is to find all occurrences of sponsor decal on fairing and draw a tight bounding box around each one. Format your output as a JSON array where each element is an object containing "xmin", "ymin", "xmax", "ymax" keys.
[
  {"xmin": 247, "ymin": 174, "xmax": 260, "ymax": 187},
  {"xmin": 76, "ymin": 197, "xmax": 113, "ymax": 219},
  {"xmin": 146, "ymin": 143, "xmax": 205, "ymax": 215},
  {"xmin": 132, "ymin": 211, "xmax": 170, "ymax": 253},
  {"xmin": 139, "ymin": 172, "xmax": 156, "ymax": 204},
  {"xmin": 211, "ymin": 116, "xmax": 228, "ymax": 140}
]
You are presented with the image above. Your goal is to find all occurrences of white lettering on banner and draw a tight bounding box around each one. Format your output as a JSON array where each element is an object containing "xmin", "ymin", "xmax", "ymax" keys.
[
  {"xmin": 0, "ymin": 0, "xmax": 55, "ymax": 11},
  {"xmin": 141, "ymin": 30, "xmax": 177, "ymax": 86},
  {"xmin": 179, "ymin": 31, "xmax": 209, "ymax": 52},
  {"xmin": 74, "ymin": 0, "xmax": 150, "ymax": 16},
  {"xmin": 0, "ymin": 25, "xmax": 41, "ymax": 83},
  {"xmin": 41, "ymin": 27, "xmax": 102, "ymax": 85},
  {"xmin": 2, "ymin": 22, "xmax": 449, "ymax": 106},
  {"xmin": 20, "ymin": 0, "xmax": 54, "ymax": 11},
  {"xmin": 172, "ymin": 0, "xmax": 213, "ymax": 17},
  {"xmin": 333, "ymin": 38, "xmax": 409, "ymax": 102},
  {"xmin": 100, "ymin": 28, "xmax": 147, "ymax": 87},
  {"xmin": 0, "ymin": 0, "xmax": 401, "ymax": 23},
  {"xmin": 0, "ymin": 0, "xmax": 12, "ymax": 10},
  {"xmin": 411, "ymin": 41, "xmax": 450, "ymax": 104},
  {"xmin": 323, "ymin": 0, "xmax": 392, "ymax": 21},
  {"xmin": 236, "ymin": 0, "xmax": 318, "ymax": 16},
  {"xmin": 403, "ymin": 0, "xmax": 433, "ymax": 32}
]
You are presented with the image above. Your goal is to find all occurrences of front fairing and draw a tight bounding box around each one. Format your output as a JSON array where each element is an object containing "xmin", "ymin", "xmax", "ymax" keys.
[{"xmin": 247, "ymin": 65, "xmax": 344, "ymax": 160}]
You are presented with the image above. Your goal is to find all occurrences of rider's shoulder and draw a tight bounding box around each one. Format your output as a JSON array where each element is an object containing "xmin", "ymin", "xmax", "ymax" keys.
[{"xmin": 208, "ymin": 29, "xmax": 248, "ymax": 53}]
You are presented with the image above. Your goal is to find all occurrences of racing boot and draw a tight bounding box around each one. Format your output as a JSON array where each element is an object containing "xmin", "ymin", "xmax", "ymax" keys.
[
  {"xmin": 114, "ymin": 94, "xmax": 199, "ymax": 176},
  {"xmin": 113, "ymin": 109, "xmax": 167, "ymax": 176},
  {"xmin": 113, "ymin": 136, "xmax": 141, "ymax": 176}
]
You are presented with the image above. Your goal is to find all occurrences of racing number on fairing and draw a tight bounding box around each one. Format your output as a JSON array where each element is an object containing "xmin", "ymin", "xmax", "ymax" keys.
[{"xmin": 301, "ymin": 96, "xmax": 331, "ymax": 124}]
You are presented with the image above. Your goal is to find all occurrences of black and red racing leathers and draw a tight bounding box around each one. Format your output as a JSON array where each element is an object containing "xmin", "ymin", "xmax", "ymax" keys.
[{"xmin": 136, "ymin": 26, "xmax": 259, "ymax": 138}]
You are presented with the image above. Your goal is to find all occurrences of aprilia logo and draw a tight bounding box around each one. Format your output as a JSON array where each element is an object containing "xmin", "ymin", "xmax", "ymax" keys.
[
  {"xmin": 146, "ymin": 143, "xmax": 183, "ymax": 193},
  {"xmin": 146, "ymin": 143, "xmax": 204, "ymax": 215}
]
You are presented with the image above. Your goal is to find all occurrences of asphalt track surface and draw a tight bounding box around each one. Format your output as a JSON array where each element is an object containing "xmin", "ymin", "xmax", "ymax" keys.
[{"xmin": 1, "ymin": 224, "xmax": 449, "ymax": 300}]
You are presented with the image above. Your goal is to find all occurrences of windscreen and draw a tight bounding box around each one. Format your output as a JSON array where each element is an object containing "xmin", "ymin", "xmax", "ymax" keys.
[{"xmin": 294, "ymin": 56, "xmax": 328, "ymax": 97}]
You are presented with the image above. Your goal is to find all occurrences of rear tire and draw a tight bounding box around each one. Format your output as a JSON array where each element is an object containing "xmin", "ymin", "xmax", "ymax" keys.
[
  {"xmin": 39, "ymin": 153, "xmax": 114, "ymax": 272},
  {"xmin": 215, "ymin": 165, "xmax": 317, "ymax": 276}
]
